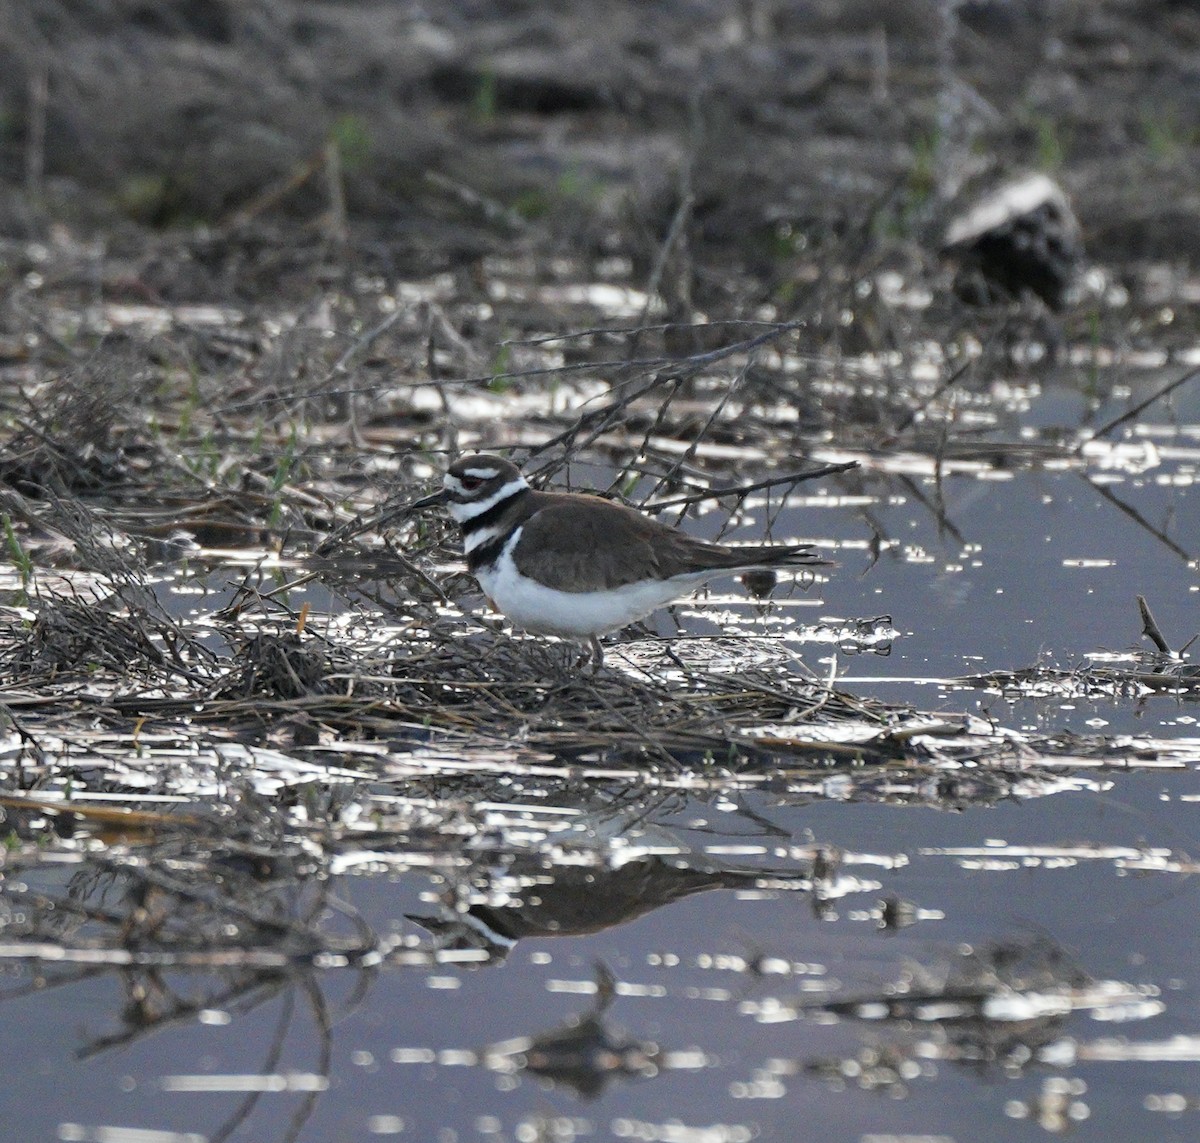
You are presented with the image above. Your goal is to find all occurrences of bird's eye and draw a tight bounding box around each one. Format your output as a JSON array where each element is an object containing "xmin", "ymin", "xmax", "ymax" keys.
[{"xmin": 459, "ymin": 475, "xmax": 485, "ymax": 491}]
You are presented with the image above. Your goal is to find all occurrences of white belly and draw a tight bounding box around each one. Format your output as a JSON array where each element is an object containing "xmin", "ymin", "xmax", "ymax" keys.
[{"xmin": 476, "ymin": 529, "xmax": 702, "ymax": 637}]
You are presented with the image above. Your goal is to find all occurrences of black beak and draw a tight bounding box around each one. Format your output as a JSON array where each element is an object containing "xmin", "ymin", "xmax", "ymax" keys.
[{"xmin": 407, "ymin": 487, "xmax": 449, "ymax": 512}]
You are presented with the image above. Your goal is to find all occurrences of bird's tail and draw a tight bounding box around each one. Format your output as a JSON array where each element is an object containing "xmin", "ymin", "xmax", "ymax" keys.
[{"xmin": 712, "ymin": 542, "xmax": 831, "ymax": 570}]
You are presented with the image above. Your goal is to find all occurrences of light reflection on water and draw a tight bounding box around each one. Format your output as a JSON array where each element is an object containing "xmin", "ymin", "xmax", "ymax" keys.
[
  {"xmin": 11, "ymin": 767, "xmax": 1200, "ymax": 1143},
  {"xmin": 3, "ymin": 409, "xmax": 1200, "ymax": 1143}
]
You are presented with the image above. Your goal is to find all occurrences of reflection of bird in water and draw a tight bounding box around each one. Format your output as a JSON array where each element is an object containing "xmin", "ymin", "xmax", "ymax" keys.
[
  {"xmin": 483, "ymin": 962, "xmax": 662, "ymax": 1100},
  {"xmin": 409, "ymin": 850, "xmax": 814, "ymax": 963}
]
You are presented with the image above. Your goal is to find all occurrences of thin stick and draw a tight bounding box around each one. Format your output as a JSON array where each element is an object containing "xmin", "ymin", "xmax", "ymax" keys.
[
  {"xmin": 1078, "ymin": 365, "xmax": 1200, "ymax": 451},
  {"xmin": 323, "ymin": 138, "xmax": 347, "ymax": 248},
  {"xmin": 643, "ymin": 460, "xmax": 859, "ymax": 511},
  {"xmin": 25, "ymin": 59, "xmax": 48, "ymax": 207},
  {"xmin": 1137, "ymin": 595, "xmax": 1173, "ymax": 656},
  {"xmin": 219, "ymin": 146, "xmax": 327, "ymax": 231},
  {"xmin": 646, "ymin": 361, "xmax": 745, "ymax": 507},
  {"xmin": 322, "ymin": 306, "xmax": 404, "ymax": 384},
  {"xmin": 642, "ymin": 190, "xmax": 695, "ymax": 325},
  {"xmin": 1084, "ymin": 474, "xmax": 1192, "ymax": 562},
  {"xmin": 885, "ymin": 355, "xmax": 975, "ymax": 438}
]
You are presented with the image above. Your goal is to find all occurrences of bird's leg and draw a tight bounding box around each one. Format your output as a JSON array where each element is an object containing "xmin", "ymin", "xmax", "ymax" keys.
[{"xmin": 589, "ymin": 635, "xmax": 605, "ymax": 673}]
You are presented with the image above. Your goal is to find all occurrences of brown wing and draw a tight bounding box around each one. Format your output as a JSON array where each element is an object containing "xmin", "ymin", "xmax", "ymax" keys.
[{"xmin": 513, "ymin": 494, "xmax": 823, "ymax": 591}]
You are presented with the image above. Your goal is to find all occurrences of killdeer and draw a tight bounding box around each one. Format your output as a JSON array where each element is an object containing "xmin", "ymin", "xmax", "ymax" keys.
[{"xmin": 411, "ymin": 454, "xmax": 828, "ymax": 664}]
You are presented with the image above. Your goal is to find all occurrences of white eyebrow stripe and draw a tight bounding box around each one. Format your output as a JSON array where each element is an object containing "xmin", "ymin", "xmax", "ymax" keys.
[{"xmin": 463, "ymin": 466, "xmax": 503, "ymax": 480}]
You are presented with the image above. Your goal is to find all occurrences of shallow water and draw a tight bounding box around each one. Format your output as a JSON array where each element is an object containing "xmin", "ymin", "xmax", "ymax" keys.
[
  {"xmin": 10, "ymin": 773, "xmax": 1200, "ymax": 1143},
  {"xmin": 3, "ymin": 384, "xmax": 1200, "ymax": 1143}
]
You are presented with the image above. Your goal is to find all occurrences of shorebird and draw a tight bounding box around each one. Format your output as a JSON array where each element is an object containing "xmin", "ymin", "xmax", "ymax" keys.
[{"xmin": 412, "ymin": 454, "xmax": 828, "ymax": 664}]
